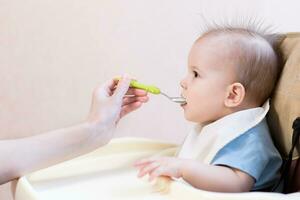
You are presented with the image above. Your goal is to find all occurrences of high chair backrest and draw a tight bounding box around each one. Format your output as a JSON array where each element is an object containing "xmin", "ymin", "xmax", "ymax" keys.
[{"xmin": 267, "ymin": 33, "xmax": 300, "ymax": 193}]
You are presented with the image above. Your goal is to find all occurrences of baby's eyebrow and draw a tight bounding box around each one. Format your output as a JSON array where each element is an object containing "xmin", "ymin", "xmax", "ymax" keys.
[{"xmin": 190, "ymin": 65, "xmax": 202, "ymax": 71}]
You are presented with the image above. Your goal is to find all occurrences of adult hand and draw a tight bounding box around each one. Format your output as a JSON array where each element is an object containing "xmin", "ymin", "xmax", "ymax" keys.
[{"xmin": 87, "ymin": 74, "xmax": 149, "ymax": 141}]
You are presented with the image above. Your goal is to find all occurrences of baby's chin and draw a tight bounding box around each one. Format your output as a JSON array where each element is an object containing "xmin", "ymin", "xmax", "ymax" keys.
[
  {"xmin": 183, "ymin": 112, "xmax": 215, "ymax": 125},
  {"xmin": 182, "ymin": 104, "xmax": 211, "ymax": 123},
  {"xmin": 183, "ymin": 112, "xmax": 201, "ymax": 123}
]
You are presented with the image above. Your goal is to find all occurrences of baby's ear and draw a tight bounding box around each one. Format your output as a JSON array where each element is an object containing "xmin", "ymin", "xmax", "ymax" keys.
[{"xmin": 224, "ymin": 83, "xmax": 245, "ymax": 108}]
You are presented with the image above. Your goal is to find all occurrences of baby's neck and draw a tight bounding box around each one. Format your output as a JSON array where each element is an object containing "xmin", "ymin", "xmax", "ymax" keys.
[
  {"xmin": 227, "ymin": 100, "xmax": 260, "ymax": 115},
  {"xmin": 204, "ymin": 102, "xmax": 261, "ymax": 126}
]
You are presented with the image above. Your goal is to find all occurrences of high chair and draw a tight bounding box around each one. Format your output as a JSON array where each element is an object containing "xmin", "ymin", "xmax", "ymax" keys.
[
  {"xmin": 267, "ymin": 33, "xmax": 300, "ymax": 193},
  {"xmin": 14, "ymin": 33, "xmax": 300, "ymax": 200}
]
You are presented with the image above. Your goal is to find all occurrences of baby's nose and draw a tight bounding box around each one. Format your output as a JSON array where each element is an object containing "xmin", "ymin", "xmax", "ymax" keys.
[{"xmin": 180, "ymin": 79, "xmax": 187, "ymax": 89}]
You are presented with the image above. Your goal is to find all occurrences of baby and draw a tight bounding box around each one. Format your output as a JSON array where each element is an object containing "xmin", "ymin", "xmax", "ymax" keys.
[{"xmin": 134, "ymin": 26, "xmax": 282, "ymax": 192}]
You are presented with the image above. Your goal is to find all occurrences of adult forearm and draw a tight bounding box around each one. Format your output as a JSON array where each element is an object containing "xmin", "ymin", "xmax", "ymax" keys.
[{"xmin": 0, "ymin": 122, "xmax": 107, "ymax": 184}]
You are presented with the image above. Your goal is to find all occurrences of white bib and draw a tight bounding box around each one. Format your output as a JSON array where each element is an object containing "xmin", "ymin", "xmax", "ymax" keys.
[{"xmin": 177, "ymin": 100, "xmax": 270, "ymax": 164}]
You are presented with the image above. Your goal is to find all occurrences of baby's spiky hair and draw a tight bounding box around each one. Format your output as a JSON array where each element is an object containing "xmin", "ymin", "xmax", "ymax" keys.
[{"xmin": 196, "ymin": 18, "xmax": 283, "ymax": 105}]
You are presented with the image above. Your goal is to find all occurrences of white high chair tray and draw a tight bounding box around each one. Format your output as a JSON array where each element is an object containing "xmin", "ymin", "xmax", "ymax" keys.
[{"xmin": 15, "ymin": 138, "xmax": 300, "ymax": 200}]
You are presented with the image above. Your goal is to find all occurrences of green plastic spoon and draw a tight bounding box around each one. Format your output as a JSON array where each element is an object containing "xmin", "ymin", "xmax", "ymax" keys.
[{"xmin": 115, "ymin": 78, "xmax": 186, "ymax": 104}]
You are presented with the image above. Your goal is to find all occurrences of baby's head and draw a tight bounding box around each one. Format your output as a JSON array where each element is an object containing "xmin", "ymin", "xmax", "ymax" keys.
[{"xmin": 180, "ymin": 25, "xmax": 281, "ymax": 125}]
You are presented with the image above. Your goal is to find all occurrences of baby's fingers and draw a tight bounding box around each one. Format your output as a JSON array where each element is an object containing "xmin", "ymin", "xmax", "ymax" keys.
[
  {"xmin": 138, "ymin": 162, "xmax": 160, "ymax": 178},
  {"xmin": 134, "ymin": 157, "xmax": 158, "ymax": 167},
  {"xmin": 149, "ymin": 167, "xmax": 165, "ymax": 182}
]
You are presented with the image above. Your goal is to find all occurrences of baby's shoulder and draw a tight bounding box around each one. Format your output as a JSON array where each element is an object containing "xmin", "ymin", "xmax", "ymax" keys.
[
  {"xmin": 226, "ymin": 119, "xmax": 279, "ymax": 157},
  {"xmin": 241, "ymin": 119, "xmax": 273, "ymax": 146}
]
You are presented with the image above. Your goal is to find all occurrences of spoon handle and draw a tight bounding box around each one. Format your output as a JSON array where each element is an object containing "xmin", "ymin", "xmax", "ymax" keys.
[{"xmin": 115, "ymin": 77, "xmax": 161, "ymax": 94}]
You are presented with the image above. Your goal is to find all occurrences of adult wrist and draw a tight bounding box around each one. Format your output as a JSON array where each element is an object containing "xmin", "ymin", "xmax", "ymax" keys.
[{"xmin": 84, "ymin": 120, "xmax": 115, "ymax": 146}]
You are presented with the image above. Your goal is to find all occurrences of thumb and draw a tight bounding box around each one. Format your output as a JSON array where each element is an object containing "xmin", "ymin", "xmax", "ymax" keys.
[{"xmin": 113, "ymin": 74, "xmax": 131, "ymax": 101}]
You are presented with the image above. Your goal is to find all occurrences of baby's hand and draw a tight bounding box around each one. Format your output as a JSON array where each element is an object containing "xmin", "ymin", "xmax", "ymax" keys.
[{"xmin": 134, "ymin": 156, "xmax": 184, "ymax": 181}]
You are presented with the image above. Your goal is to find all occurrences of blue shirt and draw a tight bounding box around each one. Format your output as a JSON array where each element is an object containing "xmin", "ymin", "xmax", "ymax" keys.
[{"xmin": 211, "ymin": 119, "xmax": 282, "ymax": 191}]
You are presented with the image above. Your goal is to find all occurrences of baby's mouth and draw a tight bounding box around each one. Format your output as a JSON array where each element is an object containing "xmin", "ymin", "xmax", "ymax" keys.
[{"xmin": 180, "ymin": 94, "xmax": 187, "ymax": 106}]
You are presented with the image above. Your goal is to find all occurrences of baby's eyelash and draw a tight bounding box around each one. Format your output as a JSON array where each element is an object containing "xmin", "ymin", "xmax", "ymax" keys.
[{"xmin": 193, "ymin": 71, "xmax": 198, "ymax": 78}]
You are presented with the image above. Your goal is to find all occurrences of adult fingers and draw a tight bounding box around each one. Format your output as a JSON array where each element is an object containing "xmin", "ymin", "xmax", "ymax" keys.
[
  {"xmin": 119, "ymin": 102, "xmax": 142, "ymax": 118},
  {"xmin": 126, "ymin": 88, "xmax": 148, "ymax": 96},
  {"xmin": 112, "ymin": 74, "xmax": 131, "ymax": 101},
  {"xmin": 122, "ymin": 96, "xmax": 149, "ymax": 106}
]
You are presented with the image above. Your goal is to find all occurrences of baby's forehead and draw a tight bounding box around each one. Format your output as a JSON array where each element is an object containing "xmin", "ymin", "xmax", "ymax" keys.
[
  {"xmin": 193, "ymin": 33, "xmax": 247, "ymax": 56},
  {"xmin": 189, "ymin": 34, "xmax": 241, "ymax": 69}
]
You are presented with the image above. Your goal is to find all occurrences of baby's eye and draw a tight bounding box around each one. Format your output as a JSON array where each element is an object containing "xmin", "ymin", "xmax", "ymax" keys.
[{"xmin": 193, "ymin": 71, "xmax": 199, "ymax": 78}]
